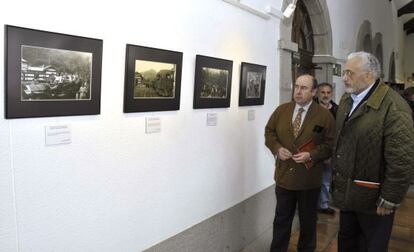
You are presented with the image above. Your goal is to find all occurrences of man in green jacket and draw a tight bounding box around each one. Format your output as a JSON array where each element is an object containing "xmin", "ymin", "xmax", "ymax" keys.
[
  {"xmin": 265, "ymin": 74, "xmax": 335, "ymax": 252},
  {"xmin": 332, "ymin": 51, "xmax": 414, "ymax": 252}
]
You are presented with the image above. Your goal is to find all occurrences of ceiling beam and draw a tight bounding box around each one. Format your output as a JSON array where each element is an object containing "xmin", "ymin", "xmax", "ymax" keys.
[
  {"xmin": 398, "ymin": 1, "xmax": 414, "ymax": 17},
  {"xmin": 404, "ymin": 17, "xmax": 414, "ymax": 30}
]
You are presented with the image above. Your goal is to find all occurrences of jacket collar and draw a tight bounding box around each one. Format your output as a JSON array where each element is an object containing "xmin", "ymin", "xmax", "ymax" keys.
[
  {"xmin": 366, "ymin": 81, "xmax": 389, "ymax": 110},
  {"xmin": 341, "ymin": 80, "xmax": 388, "ymax": 111}
]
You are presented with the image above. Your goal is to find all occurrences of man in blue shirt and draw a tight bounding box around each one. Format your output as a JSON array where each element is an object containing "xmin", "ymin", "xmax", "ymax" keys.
[{"xmin": 332, "ymin": 51, "xmax": 414, "ymax": 252}]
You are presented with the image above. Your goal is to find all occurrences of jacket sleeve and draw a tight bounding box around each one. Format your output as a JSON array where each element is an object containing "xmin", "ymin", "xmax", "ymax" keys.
[
  {"xmin": 265, "ymin": 109, "xmax": 283, "ymax": 155},
  {"xmin": 309, "ymin": 111, "xmax": 335, "ymax": 163},
  {"xmin": 381, "ymin": 107, "xmax": 414, "ymax": 205}
]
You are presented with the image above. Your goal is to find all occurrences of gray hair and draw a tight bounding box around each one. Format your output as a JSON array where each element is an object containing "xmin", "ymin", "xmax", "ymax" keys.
[{"xmin": 347, "ymin": 51, "xmax": 381, "ymax": 80}]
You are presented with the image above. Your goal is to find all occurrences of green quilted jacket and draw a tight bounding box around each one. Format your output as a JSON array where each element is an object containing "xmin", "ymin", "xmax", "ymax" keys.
[{"xmin": 332, "ymin": 81, "xmax": 414, "ymax": 214}]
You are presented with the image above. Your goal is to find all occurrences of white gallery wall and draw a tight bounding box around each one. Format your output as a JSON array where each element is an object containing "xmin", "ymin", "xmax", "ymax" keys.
[
  {"xmin": 0, "ymin": 0, "xmax": 281, "ymax": 251},
  {"xmin": 0, "ymin": 0, "xmax": 408, "ymax": 251}
]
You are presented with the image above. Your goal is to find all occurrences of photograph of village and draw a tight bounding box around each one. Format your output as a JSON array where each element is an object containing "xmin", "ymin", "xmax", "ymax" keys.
[
  {"xmin": 245, "ymin": 71, "xmax": 262, "ymax": 98},
  {"xmin": 21, "ymin": 45, "xmax": 92, "ymax": 101},
  {"xmin": 134, "ymin": 60, "xmax": 176, "ymax": 99},
  {"xmin": 199, "ymin": 67, "xmax": 229, "ymax": 99}
]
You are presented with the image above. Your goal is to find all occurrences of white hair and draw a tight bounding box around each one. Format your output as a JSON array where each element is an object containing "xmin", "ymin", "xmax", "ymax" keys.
[{"xmin": 347, "ymin": 51, "xmax": 381, "ymax": 80}]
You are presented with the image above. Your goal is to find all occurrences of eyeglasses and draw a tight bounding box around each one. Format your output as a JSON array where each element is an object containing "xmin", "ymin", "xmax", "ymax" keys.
[{"xmin": 341, "ymin": 69, "xmax": 355, "ymax": 78}]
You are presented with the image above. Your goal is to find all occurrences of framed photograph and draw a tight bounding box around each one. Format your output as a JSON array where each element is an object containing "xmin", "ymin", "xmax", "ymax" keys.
[
  {"xmin": 239, "ymin": 62, "xmax": 266, "ymax": 106},
  {"xmin": 193, "ymin": 55, "xmax": 233, "ymax": 109},
  {"xmin": 5, "ymin": 25, "xmax": 103, "ymax": 119},
  {"xmin": 333, "ymin": 63, "xmax": 342, "ymax": 76},
  {"xmin": 124, "ymin": 44, "xmax": 182, "ymax": 113}
]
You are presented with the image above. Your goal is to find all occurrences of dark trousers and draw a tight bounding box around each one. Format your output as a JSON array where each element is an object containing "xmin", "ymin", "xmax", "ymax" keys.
[
  {"xmin": 270, "ymin": 185, "xmax": 320, "ymax": 252},
  {"xmin": 338, "ymin": 210, "xmax": 395, "ymax": 252}
]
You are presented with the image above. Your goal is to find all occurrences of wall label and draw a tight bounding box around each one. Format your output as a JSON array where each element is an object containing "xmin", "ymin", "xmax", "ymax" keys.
[
  {"xmin": 45, "ymin": 124, "xmax": 71, "ymax": 146},
  {"xmin": 146, "ymin": 117, "xmax": 161, "ymax": 134},
  {"xmin": 207, "ymin": 113, "xmax": 218, "ymax": 126}
]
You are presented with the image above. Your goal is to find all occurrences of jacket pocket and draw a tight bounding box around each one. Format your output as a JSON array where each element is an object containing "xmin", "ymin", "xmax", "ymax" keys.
[{"xmin": 347, "ymin": 182, "xmax": 380, "ymax": 211}]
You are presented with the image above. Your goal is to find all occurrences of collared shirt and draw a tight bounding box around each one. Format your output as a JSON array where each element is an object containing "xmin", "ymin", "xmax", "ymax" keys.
[
  {"xmin": 292, "ymin": 101, "xmax": 313, "ymax": 128},
  {"xmin": 349, "ymin": 82, "xmax": 375, "ymax": 116}
]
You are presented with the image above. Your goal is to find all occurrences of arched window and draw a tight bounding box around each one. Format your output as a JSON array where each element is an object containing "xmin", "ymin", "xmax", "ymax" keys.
[
  {"xmin": 375, "ymin": 44, "xmax": 383, "ymax": 75},
  {"xmin": 389, "ymin": 52, "xmax": 396, "ymax": 83},
  {"xmin": 356, "ymin": 20, "xmax": 373, "ymax": 52},
  {"xmin": 373, "ymin": 33, "xmax": 383, "ymax": 76},
  {"xmin": 363, "ymin": 34, "xmax": 372, "ymax": 53}
]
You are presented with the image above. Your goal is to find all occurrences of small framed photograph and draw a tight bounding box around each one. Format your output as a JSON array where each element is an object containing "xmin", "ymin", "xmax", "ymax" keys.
[
  {"xmin": 333, "ymin": 63, "xmax": 342, "ymax": 76},
  {"xmin": 239, "ymin": 62, "xmax": 266, "ymax": 106},
  {"xmin": 124, "ymin": 44, "xmax": 183, "ymax": 113},
  {"xmin": 5, "ymin": 25, "xmax": 103, "ymax": 119},
  {"xmin": 193, "ymin": 55, "xmax": 233, "ymax": 109}
]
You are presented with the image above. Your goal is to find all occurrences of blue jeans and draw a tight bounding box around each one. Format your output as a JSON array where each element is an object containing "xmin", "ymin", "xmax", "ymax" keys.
[{"xmin": 318, "ymin": 163, "xmax": 332, "ymax": 209}]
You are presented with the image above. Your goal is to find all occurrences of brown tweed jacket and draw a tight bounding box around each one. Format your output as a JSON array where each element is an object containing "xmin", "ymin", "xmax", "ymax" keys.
[{"xmin": 265, "ymin": 101, "xmax": 335, "ymax": 190}]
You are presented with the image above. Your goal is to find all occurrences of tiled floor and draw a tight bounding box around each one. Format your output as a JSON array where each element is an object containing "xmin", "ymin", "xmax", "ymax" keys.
[
  {"xmin": 242, "ymin": 186, "xmax": 414, "ymax": 252},
  {"xmin": 291, "ymin": 189, "xmax": 414, "ymax": 252}
]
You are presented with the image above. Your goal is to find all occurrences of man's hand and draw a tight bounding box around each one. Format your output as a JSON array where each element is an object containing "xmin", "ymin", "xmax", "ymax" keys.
[
  {"xmin": 292, "ymin": 152, "xmax": 311, "ymax": 163},
  {"xmin": 377, "ymin": 206, "xmax": 394, "ymax": 216},
  {"xmin": 277, "ymin": 147, "xmax": 292, "ymax": 161}
]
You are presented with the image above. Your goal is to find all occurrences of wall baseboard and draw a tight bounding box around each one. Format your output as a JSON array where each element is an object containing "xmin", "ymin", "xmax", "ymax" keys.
[{"xmin": 143, "ymin": 184, "xmax": 278, "ymax": 252}]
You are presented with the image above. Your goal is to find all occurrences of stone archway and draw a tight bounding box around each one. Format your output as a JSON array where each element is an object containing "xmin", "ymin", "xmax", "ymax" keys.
[{"xmin": 278, "ymin": 0, "xmax": 333, "ymax": 104}]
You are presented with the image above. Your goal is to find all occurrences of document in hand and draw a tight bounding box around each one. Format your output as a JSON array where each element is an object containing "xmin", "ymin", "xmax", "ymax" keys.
[
  {"xmin": 353, "ymin": 180, "xmax": 380, "ymax": 189},
  {"xmin": 297, "ymin": 138, "xmax": 316, "ymax": 170}
]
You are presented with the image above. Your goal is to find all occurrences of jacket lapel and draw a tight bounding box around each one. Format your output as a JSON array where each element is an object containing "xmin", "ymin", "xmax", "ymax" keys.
[
  {"xmin": 336, "ymin": 95, "xmax": 352, "ymax": 128},
  {"xmin": 287, "ymin": 102, "xmax": 295, "ymax": 137},
  {"xmin": 347, "ymin": 101, "xmax": 367, "ymax": 122},
  {"xmin": 347, "ymin": 81, "xmax": 389, "ymax": 122}
]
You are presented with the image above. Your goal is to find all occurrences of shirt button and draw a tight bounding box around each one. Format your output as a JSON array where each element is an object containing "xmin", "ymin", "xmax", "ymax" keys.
[
  {"xmin": 336, "ymin": 172, "xmax": 340, "ymax": 176},
  {"xmin": 337, "ymin": 154, "xmax": 341, "ymax": 158},
  {"xmin": 289, "ymin": 168, "xmax": 293, "ymax": 171}
]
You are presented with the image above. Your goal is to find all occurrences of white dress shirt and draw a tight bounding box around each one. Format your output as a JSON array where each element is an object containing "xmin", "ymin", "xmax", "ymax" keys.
[
  {"xmin": 349, "ymin": 82, "xmax": 375, "ymax": 116},
  {"xmin": 292, "ymin": 101, "xmax": 313, "ymax": 128}
]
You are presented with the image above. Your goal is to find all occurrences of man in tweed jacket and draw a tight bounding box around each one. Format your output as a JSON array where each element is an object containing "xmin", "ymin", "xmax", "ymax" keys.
[
  {"xmin": 265, "ymin": 74, "xmax": 335, "ymax": 252},
  {"xmin": 332, "ymin": 52, "xmax": 414, "ymax": 252}
]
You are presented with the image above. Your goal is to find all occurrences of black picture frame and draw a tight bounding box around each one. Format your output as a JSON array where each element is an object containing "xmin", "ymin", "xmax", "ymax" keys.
[
  {"xmin": 193, "ymin": 55, "xmax": 233, "ymax": 109},
  {"xmin": 238, "ymin": 62, "xmax": 266, "ymax": 106},
  {"xmin": 124, "ymin": 44, "xmax": 183, "ymax": 113},
  {"xmin": 5, "ymin": 25, "xmax": 103, "ymax": 119}
]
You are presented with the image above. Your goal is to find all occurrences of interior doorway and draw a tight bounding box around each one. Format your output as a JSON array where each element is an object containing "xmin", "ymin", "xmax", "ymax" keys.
[
  {"xmin": 278, "ymin": 0, "xmax": 333, "ymax": 104},
  {"xmin": 291, "ymin": 0, "xmax": 315, "ymax": 84}
]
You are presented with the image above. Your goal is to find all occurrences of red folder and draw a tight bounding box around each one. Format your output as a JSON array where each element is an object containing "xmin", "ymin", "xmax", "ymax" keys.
[
  {"xmin": 353, "ymin": 180, "xmax": 380, "ymax": 189},
  {"xmin": 297, "ymin": 138, "xmax": 316, "ymax": 170}
]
